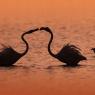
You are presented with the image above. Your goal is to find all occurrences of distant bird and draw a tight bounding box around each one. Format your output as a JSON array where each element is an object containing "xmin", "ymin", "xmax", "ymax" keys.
[
  {"xmin": 40, "ymin": 27, "xmax": 87, "ymax": 66},
  {"xmin": 91, "ymin": 48, "xmax": 95, "ymax": 53},
  {"xmin": 0, "ymin": 28, "xmax": 39, "ymax": 66}
]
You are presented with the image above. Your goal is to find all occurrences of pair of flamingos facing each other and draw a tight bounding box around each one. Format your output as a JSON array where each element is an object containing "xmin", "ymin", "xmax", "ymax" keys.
[{"xmin": 0, "ymin": 27, "xmax": 91, "ymax": 67}]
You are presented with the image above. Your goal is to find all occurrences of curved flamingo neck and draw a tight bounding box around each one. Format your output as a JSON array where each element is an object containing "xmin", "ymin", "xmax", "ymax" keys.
[
  {"xmin": 47, "ymin": 30, "xmax": 56, "ymax": 57},
  {"xmin": 21, "ymin": 32, "xmax": 29, "ymax": 56}
]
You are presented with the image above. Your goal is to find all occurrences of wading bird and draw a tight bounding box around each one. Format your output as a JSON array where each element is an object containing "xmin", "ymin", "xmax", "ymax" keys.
[
  {"xmin": 0, "ymin": 28, "xmax": 39, "ymax": 66},
  {"xmin": 40, "ymin": 27, "xmax": 87, "ymax": 66},
  {"xmin": 91, "ymin": 48, "xmax": 95, "ymax": 53}
]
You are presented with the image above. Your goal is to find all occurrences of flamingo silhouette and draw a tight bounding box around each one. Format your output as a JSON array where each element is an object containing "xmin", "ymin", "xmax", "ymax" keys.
[
  {"xmin": 40, "ymin": 27, "xmax": 87, "ymax": 66},
  {"xmin": 91, "ymin": 48, "xmax": 95, "ymax": 53},
  {"xmin": 0, "ymin": 28, "xmax": 39, "ymax": 66}
]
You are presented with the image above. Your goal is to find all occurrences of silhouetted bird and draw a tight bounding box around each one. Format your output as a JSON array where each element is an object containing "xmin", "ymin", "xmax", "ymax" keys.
[
  {"xmin": 0, "ymin": 28, "xmax": 39, "ymax": 66},
  {"xmin": 40, "ymin": 27, "xmax": 87, "ymax": 66},
  {"xmin": 91, "ymin": 48, "xmax": 95, "ymax": 53}
]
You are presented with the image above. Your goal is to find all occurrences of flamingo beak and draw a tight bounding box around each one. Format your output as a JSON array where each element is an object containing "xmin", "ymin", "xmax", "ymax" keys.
[
  {"xmin": 40, "ymin": 27, "xmax": 45, "ymax": 30},
  {"xmin": 27, "ymin": 28, "xmax": 39, "ymax": 33},
  {"xmin": 40, "ymin": 27, "xmax": 51, "ymax": 33}
]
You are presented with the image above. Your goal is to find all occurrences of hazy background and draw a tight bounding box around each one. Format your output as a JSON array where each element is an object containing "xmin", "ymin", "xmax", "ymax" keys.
[{"xmin": 0, "ymin": 0, "xmax": 95, "ymax": 24}]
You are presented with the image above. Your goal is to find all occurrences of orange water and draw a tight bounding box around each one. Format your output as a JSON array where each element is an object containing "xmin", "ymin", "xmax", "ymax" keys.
[{"xmin": 0, "ymin": 0, "xmax": 95, "ymax": 95}]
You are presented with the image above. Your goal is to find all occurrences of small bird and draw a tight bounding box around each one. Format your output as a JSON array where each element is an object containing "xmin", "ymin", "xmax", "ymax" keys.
[
  {"xmin": 0, "ymin": 28, "xmax": 39, "ymax": 66},
  {"xmin": 40, "ymin": 27, "xmax": 87, "ymax": 66},
  {"xmin": 91, "ymin": 48, "xmax": 95, "ymax": 53}
]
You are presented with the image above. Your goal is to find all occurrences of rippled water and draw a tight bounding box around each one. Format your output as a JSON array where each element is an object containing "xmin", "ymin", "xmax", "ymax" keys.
[{"xmin": 0, "ymin": 20, "xmax": 95, "ymax": 95}]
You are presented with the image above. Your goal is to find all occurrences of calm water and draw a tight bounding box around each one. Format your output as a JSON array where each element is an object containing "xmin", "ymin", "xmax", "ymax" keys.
[{"xmin": 0, "ymin": 0, "xmax": 95, "ymax": 95}]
